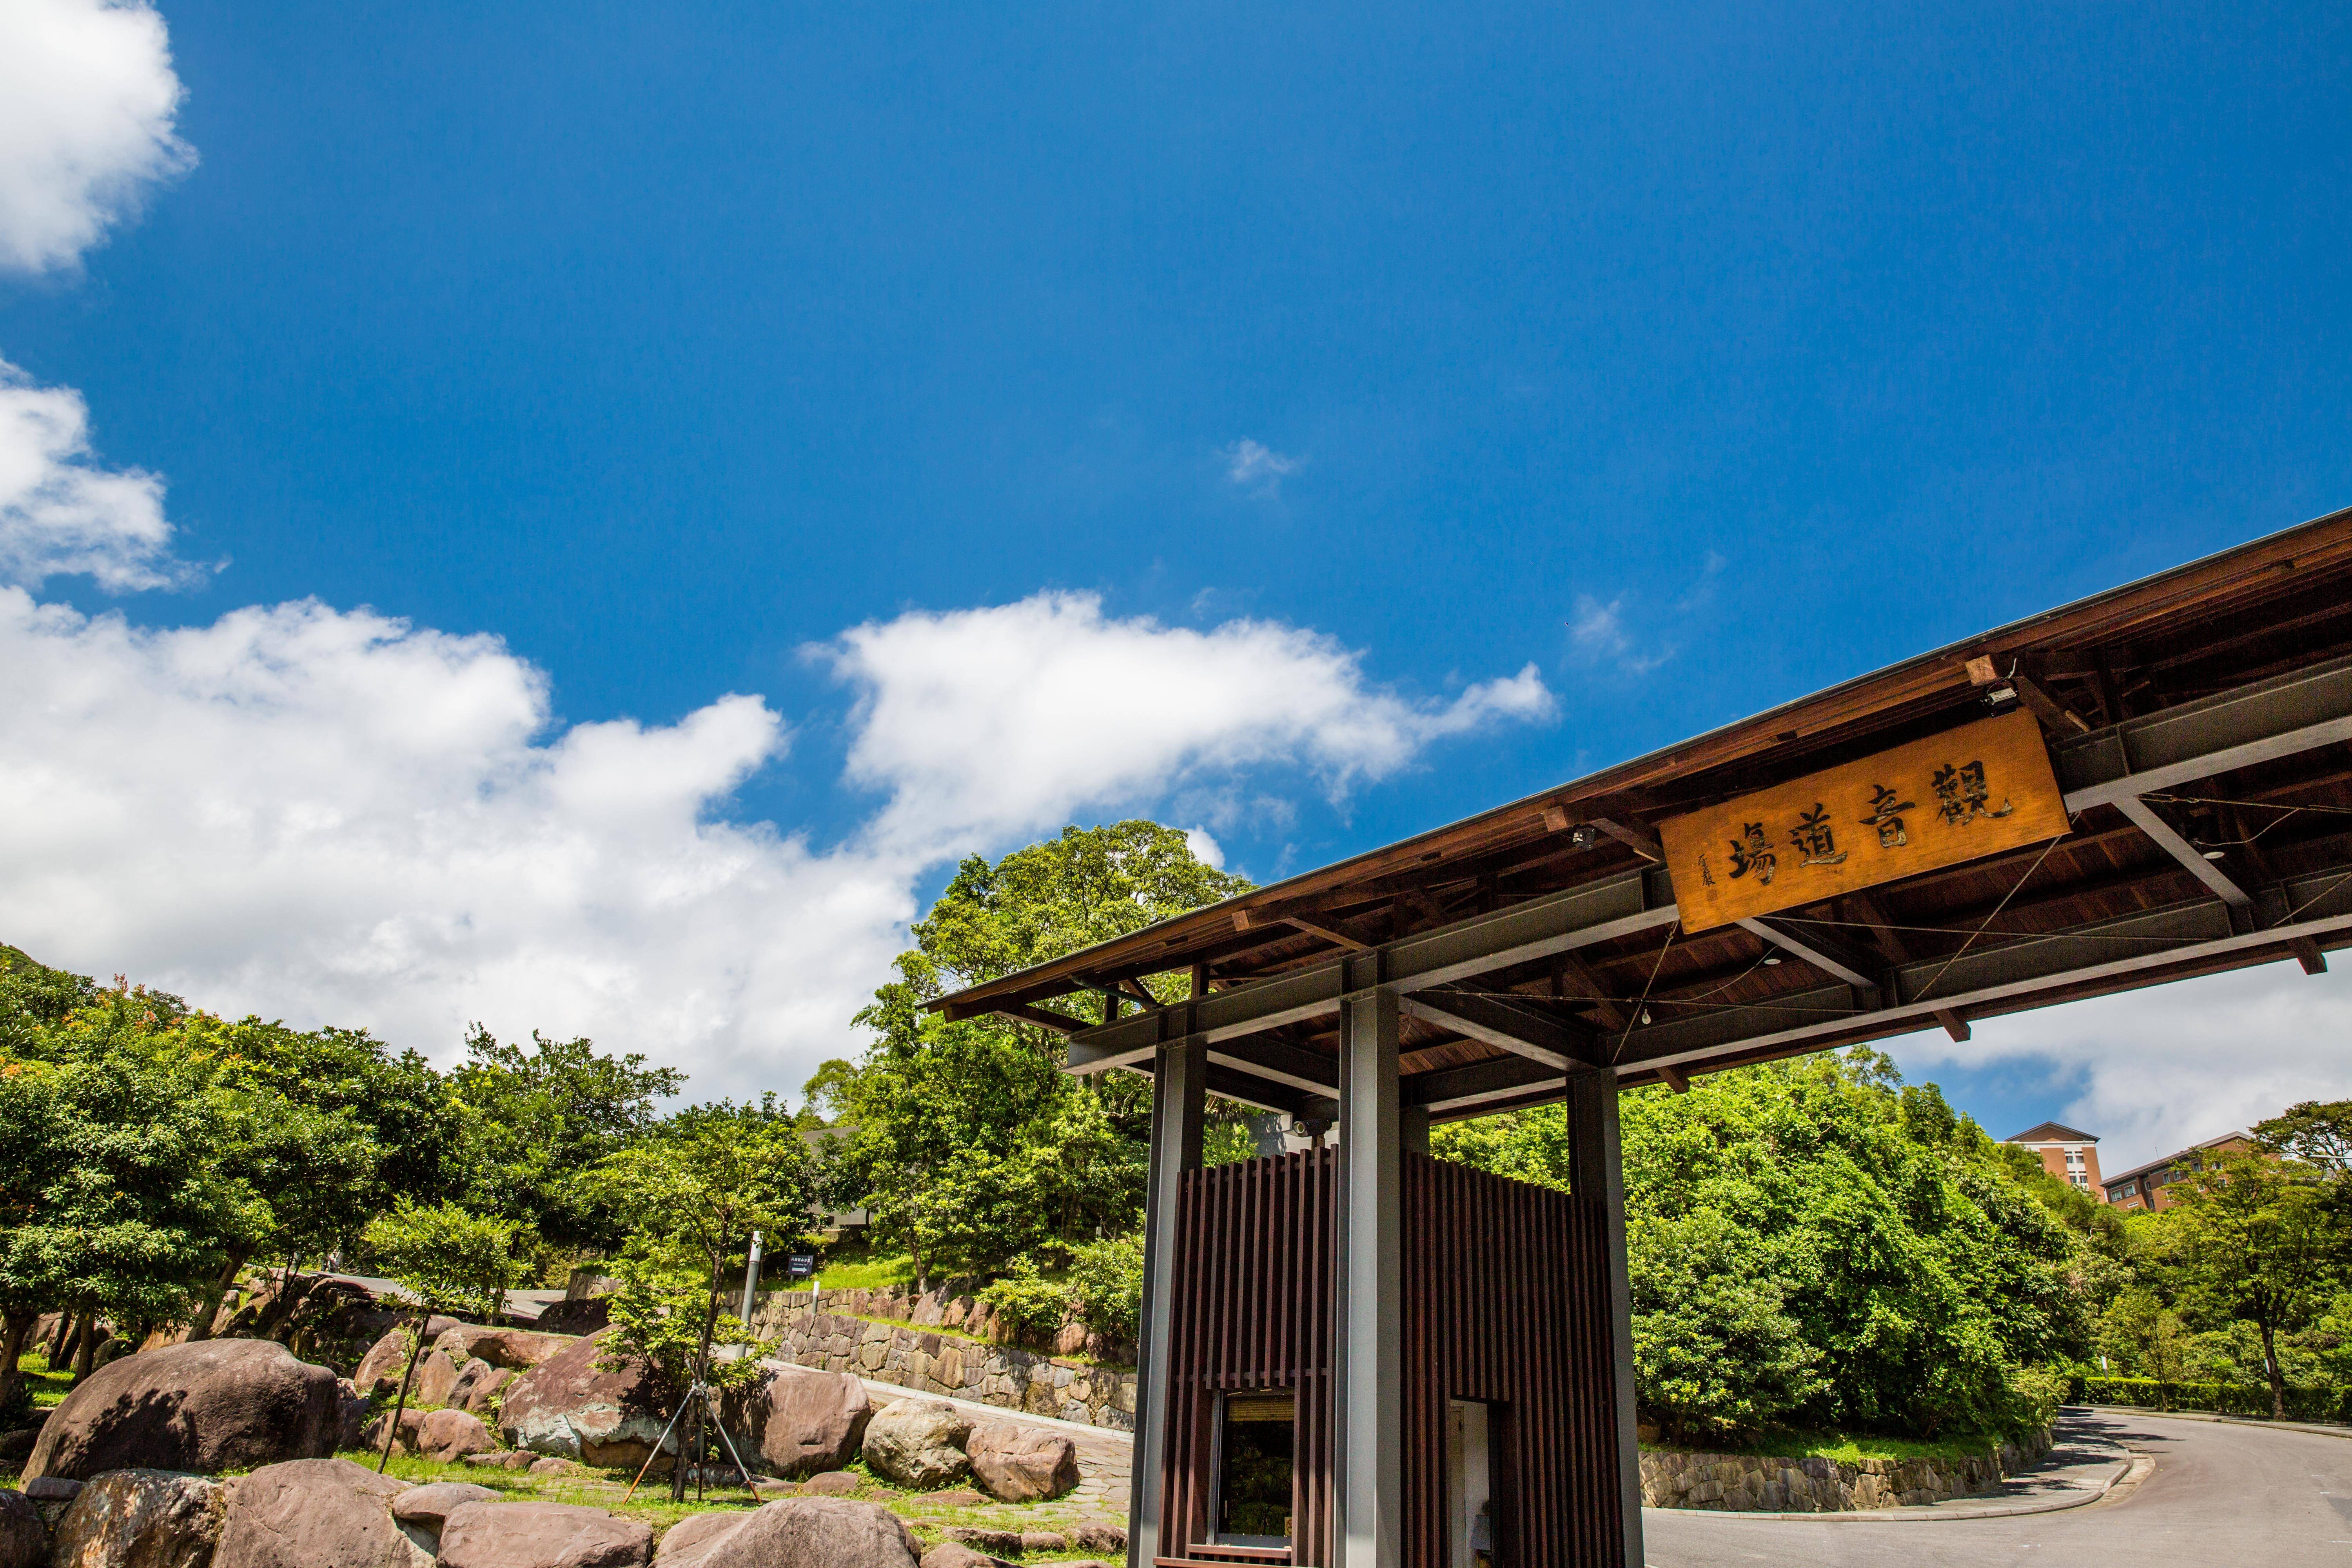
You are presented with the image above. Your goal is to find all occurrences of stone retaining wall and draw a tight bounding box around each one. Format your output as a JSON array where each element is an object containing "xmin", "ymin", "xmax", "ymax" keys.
[
  {"xmin": 1639, "ymin": 1427, "xmax": 2051, "ymax": 1512},
  {"xmin": 744, "ymin": 1293, "xmax": 1139, "ymax": 1432}
]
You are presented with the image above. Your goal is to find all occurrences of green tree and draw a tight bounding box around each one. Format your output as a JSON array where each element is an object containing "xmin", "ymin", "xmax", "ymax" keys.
[
  {"xmin": 595, "ymin": 1098, "xmax": 818, "ymax": 1499},
  {"xmin": 448, "ymin": 1026, "xmax": 686, "ymax": 1260},
  {"xmin": 2159, "ymin": 1151, "xmax": 2344, "ymax": 1419},
  {"xmin": 839, "ymin": 822, "xmax": 1249, "ymax": 1286},
  {"xmin": 0, "ymin": 1051, "xmax": 250, "ymax": 1381},
  {"xmin": 361, "ymin": 1200, "xmax": 530, "ymax": 1470},
  {"xmin": 1629, "ymin": 1209, "xmax": 1822, "ymax": 1445},
  {"xmin": 1437, "ymin": 1049, "xmax": 2085, "ymax": 1440},
  {"xmin": 2097, "ymin": 1286, "xmax": 2189, "ymax": 1397}
]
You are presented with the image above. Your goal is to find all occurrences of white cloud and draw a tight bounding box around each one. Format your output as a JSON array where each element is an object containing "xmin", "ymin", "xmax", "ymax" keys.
[
  {"xmin": 0, "ymin": 582, "xmax": 1553, "ymax": 1100},
  {"xmin": 0, "ymin": 0, "xmax": 192, "ymax": 273},
  {"xmin": 1568, "ymin": 592, "xmax": 1673, "ymax": 676},
  {"xmin": 1223, "ymin": 439, "xmax": 1301, "ymax": 496},
  {"xmin": 819, "ymin": 591, "xmax": 1554, "ymax": 857},
  {"xmin": 0, "ymin": 588, "xmax": 925, "ymax": 1096},
  {"xmin": 1889, "ymin": 961, "xmax": 2352, "ymax": 1173},
  {"xmin": 1, "ymin": 357, "xmax": 207, "ymax": 590}
]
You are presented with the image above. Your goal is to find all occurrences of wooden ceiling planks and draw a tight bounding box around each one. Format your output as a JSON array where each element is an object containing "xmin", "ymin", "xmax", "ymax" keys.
[{"xmin": 936, "ymin": 505, "xmax": 2352, "ymax": 1102}]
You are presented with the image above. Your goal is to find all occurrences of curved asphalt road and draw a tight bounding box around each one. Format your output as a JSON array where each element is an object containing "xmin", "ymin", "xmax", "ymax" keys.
[{"xmin": 1644, "ymin": 1408, "xmax": 2352, "ymax": 1567}]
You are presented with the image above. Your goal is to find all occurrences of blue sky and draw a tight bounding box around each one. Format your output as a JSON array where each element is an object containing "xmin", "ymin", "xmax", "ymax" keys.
[{"xmin": 1, "ymin": 0, "xmax": 2347, "ymax": 1167}]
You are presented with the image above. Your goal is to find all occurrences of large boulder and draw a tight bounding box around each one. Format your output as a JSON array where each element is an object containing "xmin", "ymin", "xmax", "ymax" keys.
[
  {"xmin": 388, "ymin": 1482, "xmax": 496, "ymax": 1530},
  {"xmin": 860, "ymin": 1401, "xmax": 970, "ymax": 1490},
  {"xmin": 352, "ymin": 1321, "xmax": 462, "ymax": 1396},
  {"xmin": 497, "ymin": 1333, "xmax": 673, "ymax": 1468},
  {"xmin": 918, "ymin": 1547, "xmax": 1011, "ymax": 1568},
  {"xmin": 431, "ymin": 1328, "xmax": 568, "ymax": 1372},
  {"xmin": 448, "ymin": 1360, "xmax": 514, "ymax": 1416},
  {"xmin": 1071, "ymin": 1522, "xmax": 1127, "ymax": 1554},
  {"xmin": 334, "ymin": 1381, "xmax": 370, "ymax": 1450},
  {"xmin": 534, "ymin": 1300, "xmax": 610, "ymax": 1337},
  {"xmin": 652, "ymin": 1498, "xmax": 921, "ymax": 1568},
  {"xmin": 734, "ymin": 1367, "xmax": 871, "ymax": 1480},
  {"xmin": 25, "ymin": 1340, "xmax": 341, "ymax": 1481},
  {"xmin": 0, "ymin": 1490, "xmax": 42, "ymax": 1568},
  {"xmin": 964, "ymin": 1422, "xmax": 1080, "ymax": 1502},
  {"xmin": 45, "ymin": 1468, "xmax": 225, "ymax": 1568},
  {"xmin": 435, "ymin": 1501, "xmax": 651, "ymax": 1568},
  {"xmin": 408, "ymin": 1352, "xmax": 463, "ymax": 1408},
  {"xmin": 414, "ymin": 1409, "xmax": 496, "ymax": 1463},
  {"xmin": 212, "ymin": 1457, "xmax": 426, "ymax": 1568}
]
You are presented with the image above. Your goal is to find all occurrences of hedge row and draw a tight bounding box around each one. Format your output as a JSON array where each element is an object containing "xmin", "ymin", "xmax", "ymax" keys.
[{"xmin": 2069, "ymin": 1376, "xmax": 2352, "ymax": 1423}]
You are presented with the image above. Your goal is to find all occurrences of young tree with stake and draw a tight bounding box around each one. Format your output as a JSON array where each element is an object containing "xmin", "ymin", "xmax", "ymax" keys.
[
  {"xmin": 595, "ymin": 1099, "xmax": 817, "ymax": 1501},
  {"xmin": 359, "ymin": 1201, "xmax": 527, "ymax": 1471}
]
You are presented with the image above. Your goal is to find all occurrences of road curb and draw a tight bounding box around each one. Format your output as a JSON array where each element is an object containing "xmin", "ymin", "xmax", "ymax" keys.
[
  {"xmin": 2085, "ymin": 1404, "xmax": 2352, "ymax": 1441},
  {"xmin": 1640, "ymin": 1439, "xmax": 2134, "ymax": 1524}
]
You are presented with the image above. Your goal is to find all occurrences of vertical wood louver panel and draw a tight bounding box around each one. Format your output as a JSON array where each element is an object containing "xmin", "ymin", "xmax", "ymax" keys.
[{"xmin": 1160, "ymin": 1145, "xmax": 1621, "ymax": 1567}]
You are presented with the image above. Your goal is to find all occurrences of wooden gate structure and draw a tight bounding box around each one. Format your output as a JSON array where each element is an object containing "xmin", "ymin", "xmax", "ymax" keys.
[{"xmin": 931, "ymin": 506, "xmax": 2352, "ymax": 1568}]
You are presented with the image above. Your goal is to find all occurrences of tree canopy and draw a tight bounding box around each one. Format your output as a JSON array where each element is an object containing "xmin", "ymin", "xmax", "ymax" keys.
[
  {"xmin": 829, "ymin": 822, "xmax": 1252, "ymax": 1287},
  {"xmin": 1437, "ymin": 1049, "xmax": 2086, "ymax": 1441}
]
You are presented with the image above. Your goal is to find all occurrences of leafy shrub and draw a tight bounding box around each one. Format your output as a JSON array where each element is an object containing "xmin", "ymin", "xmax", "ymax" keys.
[
  {"xmin": 2074, "ymin": 1376, "xmax": 2352, "ymax": 1422},
  {"xmin": 599, "ymin": 1236, "xmax": 764, "ymax": 1399},
  {"xmin": 2002, "ymin": 1366, "xmax": 2069, "ymax": 1433},
  {"xmin": 1630, "ymin": 1210, "xmax": 1823, "ymax": 1445},
  {"xmin": 978, "ymin": 1255, "xmax": 1070, "ymax": 1345},
  {"xmin": 1065, "ymin": 1233, "xmax": 1144, "ymax": 1343}
]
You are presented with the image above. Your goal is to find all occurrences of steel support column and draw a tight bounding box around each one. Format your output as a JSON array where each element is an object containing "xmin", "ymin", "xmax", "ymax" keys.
[
  {"xmin": 1568, "ymin": 1069, "xmax": 1644, "ymax": 1568},
  {"xmin": 1128, "ymin": 1033, "xmax": 1206, "ymax": 1568},
  {"xmin": 1333, "ymin": 971, "xmax": 1403, "ymax": 1568}
]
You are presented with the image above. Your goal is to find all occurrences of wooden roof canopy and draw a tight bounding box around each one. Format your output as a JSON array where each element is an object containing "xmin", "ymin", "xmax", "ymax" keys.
[{"xmin": 930, "ymin": 506, "xmax": 2352, "ymax": 1122}]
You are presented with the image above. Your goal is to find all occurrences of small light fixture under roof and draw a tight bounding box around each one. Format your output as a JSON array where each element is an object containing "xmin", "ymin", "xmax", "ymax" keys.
[{"xmin": 1762, "ymin": 955, "xmax": 1782, "ymax": 965}]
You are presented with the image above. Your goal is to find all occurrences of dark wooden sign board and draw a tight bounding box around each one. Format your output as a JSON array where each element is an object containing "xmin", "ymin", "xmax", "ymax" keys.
[{"xmin": 1658, "ymin": 709, "xmax": 2070, "ymax": 933}]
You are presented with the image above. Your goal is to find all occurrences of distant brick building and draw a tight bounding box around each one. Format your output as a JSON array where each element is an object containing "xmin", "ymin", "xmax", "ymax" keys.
[
  {"xmin": 2002, "ymin": 1122, "xmax": 2105, "ymax": 1199},
  {"xmin": 2100, "ymin": 1131, "xmax": 2259, "ymax": 1213}
]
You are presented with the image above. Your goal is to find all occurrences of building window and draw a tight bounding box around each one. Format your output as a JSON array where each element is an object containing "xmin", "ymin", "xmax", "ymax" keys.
[
  {"xmin": 2119, "ymin": 1181, "xmax": 2136, "ymax": 1197},
  {"xmin": 1214, "ymin": 1392, "xmax": 1295, "ymax": 1548}
]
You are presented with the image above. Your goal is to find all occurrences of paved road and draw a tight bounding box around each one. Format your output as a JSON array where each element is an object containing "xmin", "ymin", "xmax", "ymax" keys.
[{"xmin": 1645, "ymin": 1409, "xmax": 2352, "ymax": 1567}]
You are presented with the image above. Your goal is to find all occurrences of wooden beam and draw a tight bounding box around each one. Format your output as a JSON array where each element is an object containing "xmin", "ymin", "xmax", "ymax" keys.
[
  {"xmin": 1590, "ymin": 817, "xmax": 1664, "ymax": 862},
  {"xmin": 2011, "ymin": 673, "xmax": 2095, "ymax": 735},
  {"xmin": 1655, "ymin": 1064, "xmax": 1691, "ymax": 1094},
  {"xmin": 1553, "ymin": 952, "xmax": 1630, "ymax": 1031},
  {"xmin": 992, "ymin": 1002, "xmax": 1090, "ymax": 1034},
  {"xmin": 1283, "ymin": 914, "xmax": 1374, "ymax": 951},
  {"xmin": 2292, "ymin": 938, "xmax": 2329, "ymax": 976},
  {"xmin": 1933, "ymin": 1008, "xmax": 1971, "ymax": 1042},
  {"xmin": 1542, "ymin": 804, "xmax": 1573, "ymax": 832},
  {"xmin": 1846, "ymin": 892, "xmax": 1913, "ymax": 967},
  {"xmin": 1121, "ymin": 977, "xmax": 1161, "ymax": 1008}
]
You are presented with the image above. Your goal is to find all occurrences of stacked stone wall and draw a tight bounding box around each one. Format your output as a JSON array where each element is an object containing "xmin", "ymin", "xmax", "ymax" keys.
[
  {"xmin": 743, "ymin": 1292, "xmax": 1138, "ymax": 1432},
  {"xmin": 1638, "ymin": 1427, "xmax": 2052, "ymax": 1512}
]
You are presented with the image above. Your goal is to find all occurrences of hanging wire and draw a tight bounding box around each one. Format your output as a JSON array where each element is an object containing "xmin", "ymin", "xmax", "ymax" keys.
[
  {"xmin": 2143, "ymin": 791, "xmax": 2352, "ymax": 818},
  {"xmin": 1914, "ymin": 833, "xmax": 2069, "ymax": 1003},
  {"xmin": 1610, "ymin": 919, "xmax": 1681, "ymax": 1063},
  {"xmin": 2280, "ymin": 866, "xmax": 2352, "ymax": 927}
]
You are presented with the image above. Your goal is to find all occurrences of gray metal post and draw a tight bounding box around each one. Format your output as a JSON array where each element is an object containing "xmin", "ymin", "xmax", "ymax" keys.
[
  {"xmin": 1333, "ymin": 964, "xmax": 1403, "ymax": 1568},
  {"xmin": 1569, "ymin": 1068, "xmax": 1644, "ymax": 1568},
  {"xmin": 1128, "ymin": 1033, "xmax": 1207, "ymax": 1568}
]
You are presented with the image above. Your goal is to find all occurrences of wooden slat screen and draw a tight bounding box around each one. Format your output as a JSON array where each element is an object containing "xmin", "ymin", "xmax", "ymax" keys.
[{"xmin": 1161, "ymin": 1148, "xmax": 1623, "ymax": 1568}]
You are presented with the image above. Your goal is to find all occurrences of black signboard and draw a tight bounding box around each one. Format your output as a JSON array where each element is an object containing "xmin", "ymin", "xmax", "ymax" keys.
[{"xmin": 786, "ymin": 1254, "xmax": 817, "ymax": 1279}]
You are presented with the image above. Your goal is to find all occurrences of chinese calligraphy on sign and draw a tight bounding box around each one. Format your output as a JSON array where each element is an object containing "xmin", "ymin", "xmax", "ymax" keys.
[{"xmin": 1657, "ymin": 710, "xmax": 2070, "ymax": 932}]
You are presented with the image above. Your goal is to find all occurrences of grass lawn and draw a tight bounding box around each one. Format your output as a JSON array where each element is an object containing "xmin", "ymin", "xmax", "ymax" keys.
[
  {"xmin": 13, "ymin": 1350, "xmax": 73, "ymax": 1410},
  {"xmin": 338, "ymin": 1448, "xmax": 1120, "ymax": 1560},
  {"xmin": 809, "ymin": 1244, "xmax": 916, "ymax": 1292},
  {"xmin": 1642, "ymin": 1428, "xmax": 2019, "ymax": 1463}
]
